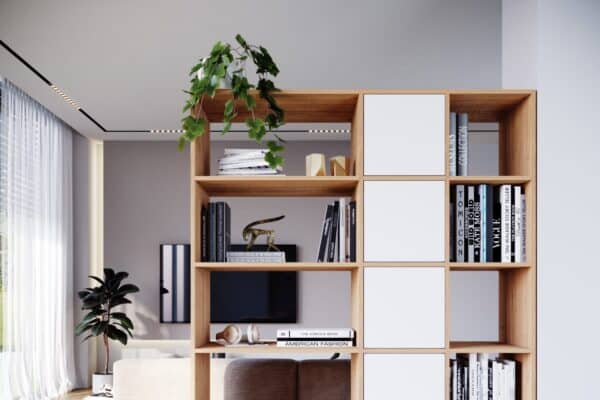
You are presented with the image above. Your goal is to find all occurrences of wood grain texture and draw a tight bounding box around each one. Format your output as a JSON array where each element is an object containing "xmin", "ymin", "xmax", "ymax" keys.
[
  {"xmin": 195, "ymin": 176, "xmax": 358, "ymax": 197},
  {"xmin": 195, "ymin": 262, "xmax": 358, "ymax": 271},
  {"xmin": 195, "ymin": 342, "xmax": 359, "ymax": 353}
]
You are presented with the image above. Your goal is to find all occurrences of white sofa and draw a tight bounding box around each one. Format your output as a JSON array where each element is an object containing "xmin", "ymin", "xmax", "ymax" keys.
[{"xmin": 113, "ymin": 357, "xmax": 231, "ymax": 400}]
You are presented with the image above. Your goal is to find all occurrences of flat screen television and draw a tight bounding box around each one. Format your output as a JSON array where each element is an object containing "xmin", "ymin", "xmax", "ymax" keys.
[{"xmin": 210, "ymin": 271, "xmax": 297, "ymax": 323}]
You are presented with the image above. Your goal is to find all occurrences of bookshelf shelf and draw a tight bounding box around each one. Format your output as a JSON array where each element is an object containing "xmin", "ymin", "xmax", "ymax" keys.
[
  {"xmin": 194, "ymin": 262, "xmax": 359, "ymax": 271},
  {"xmin": 195, "ymin": 342, "xmax": 359, "ymax": 354},
  {"xmin": 449, "ymin": 262, "xmax": 530, "ymax": 271},
  {"xmin": 190, "ymin": 89, "xmax": 536, "ymax": 400},
  {"xmin": 195, "ymin": 176, "xmax": 359, "ymax": 197},
  {"xmin": 448, "ymin": 176, "xmax": 531, "ymax": 184},
  {"xmin": 449, "ymin": 342, "xmax": 531, "ymax": 354}
]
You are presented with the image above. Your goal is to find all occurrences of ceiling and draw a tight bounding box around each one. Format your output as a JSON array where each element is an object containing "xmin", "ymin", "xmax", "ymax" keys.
[{"xmin": 0, "ymin": 0, "xmax": 501, "ymax": 141}]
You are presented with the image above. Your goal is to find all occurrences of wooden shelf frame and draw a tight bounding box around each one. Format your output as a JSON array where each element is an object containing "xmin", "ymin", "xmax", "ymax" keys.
[{"xmin": 190, "ymin": 90, "xmax": 536, "ymax": 400}]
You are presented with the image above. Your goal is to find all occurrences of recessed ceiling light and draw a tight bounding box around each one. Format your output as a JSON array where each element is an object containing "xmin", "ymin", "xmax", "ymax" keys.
[{"xmin": 50, "ymin": 84, "xmax": 81, "ymax": 110}]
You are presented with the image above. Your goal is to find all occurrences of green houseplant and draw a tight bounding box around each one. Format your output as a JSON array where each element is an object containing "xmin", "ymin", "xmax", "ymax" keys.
[
  {"xmin": 76, "ymin": 268, "xmax": 139, "ymax": 393},
  {"xmin": 180, "ymin": 34, "xmax": 286, "ymax": 168}
]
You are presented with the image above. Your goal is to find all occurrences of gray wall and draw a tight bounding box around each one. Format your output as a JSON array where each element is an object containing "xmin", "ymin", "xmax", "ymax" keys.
[
  {"xmin": 72, "ymin": 133, "xmax": 91, "ymax": 387},
  {"xmin": 504, "ymin": 0, "xmax": 600, "ymax": 397}
]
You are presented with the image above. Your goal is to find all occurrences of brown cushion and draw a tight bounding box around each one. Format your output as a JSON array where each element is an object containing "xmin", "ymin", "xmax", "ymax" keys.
[
  {"xmin": 224, "ymin": 359, "xmax": 297, "ymax": 400},
  {"xmin": 298, "ymin": 360, "xmax": 350, "ymax": 400}
]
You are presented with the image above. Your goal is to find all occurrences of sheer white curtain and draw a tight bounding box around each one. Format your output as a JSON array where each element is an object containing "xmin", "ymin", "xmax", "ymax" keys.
[{"xmin": 0, "ymin": 79, "xmax": 75, "ymax": 399}]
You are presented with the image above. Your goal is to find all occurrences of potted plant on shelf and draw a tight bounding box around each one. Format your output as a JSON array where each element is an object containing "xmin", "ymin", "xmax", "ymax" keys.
[
  {"xmin": 179, "ymin": 34, "xmax": 286, "ymax": 169},
  {"xmin": 76, "ymin": 268, "xmax": 139, "ymax": 395}
]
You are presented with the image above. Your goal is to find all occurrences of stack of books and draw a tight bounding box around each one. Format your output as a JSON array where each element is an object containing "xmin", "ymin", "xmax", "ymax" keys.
[
  {"xmin": 448, "ymin": 112, "xmax": 469, "ymax": 176},
  {"xmin": 218, "ymin": 148, "xmax": 283, "ymax": 176},
  {"xmin": 451, "ymin": 184, "xmax": 526, "ymax": 263},
  {"xmin": 276, "ymin": 328, "xmax": 355, "ymax": 347},
  {"xmin": 450, "ymin": 354, "xmax": 518, "ymax": 400},
  {"xmin": 226, "ymin": 251, "xmax": 285, "ymax": 263},
  {"xmin": 316, "ymin": 199, "xmax": 356, "ymax": 262},
  {"xmin": 200, "ymin": 201, "xmax": 231, "ymax": 262}
]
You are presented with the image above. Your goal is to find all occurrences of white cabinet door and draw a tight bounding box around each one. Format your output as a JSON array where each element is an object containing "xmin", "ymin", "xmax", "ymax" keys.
[
  {"xmin": 364, "ymin": 181, "xmax": 445, "ymax": 262},
  {"xmin": 364, "ymin": 94, "xmax": 446, "ymax": 175},
  {"xmin": 364, "ymin": 267, "xmax": 445, "ymax": 348},
  {"xmin": 364, "ymin": 354, "xmax": 445, "ymax": 400}
]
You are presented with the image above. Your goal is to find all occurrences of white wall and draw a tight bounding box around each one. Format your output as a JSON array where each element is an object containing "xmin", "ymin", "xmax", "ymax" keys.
[{"xmin": 503, "ymin": 0, "xmax": 600, "ymax": 397}]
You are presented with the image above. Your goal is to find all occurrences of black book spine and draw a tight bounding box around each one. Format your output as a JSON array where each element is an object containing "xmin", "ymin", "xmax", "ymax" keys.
[
  {"xmin": 224, "ymin": 203, "xmax": 231, "ymax": 260},
  {"xmin": 450, "ymin": 200, "xmax": 455, "ymax": 262},
  {"xmin": 485, "ymin": 185, "xmax": 495, "ymax": 262},
  {"xmin": 492, "ymin": 186, "xmax": 502, "ymax": 262},
  {"xmin": 511, "ymin": 187, "xmax": 516, "ymax": 262},
  {"xmin": 467, "ymin": 186, "xmax": 475, "ymax": 262},
  {"xmin": 474, "ymin": 186, "xmax": 481, "ymax": 262},
  {"xmin": 488, "ymin": 360, "xmax": 493, "ymax": 400},
  {"xmin": 201, "ymin": 206, "xmax": 208, "ymax": 262},
  {"xmin": 317, "ymin": 205, "xmax": 333, "ymax": 262},
  {"xmin": 327, "ymin": 201, "xmax": 340, "ymax": 262},
  {"xmin": 455, "ymin": 185, "xmax": 466, "ymax": 262},
  {"xmin": 349, "ymin": 201, "xmax": 356, "ymax": 262},
  {"xmin": 209, "ymin": 203, "xmax": 217, "ymax": 262},
  {"xmin": 216, "ymin": 202, "xmax": 224, "ymax": 262}
]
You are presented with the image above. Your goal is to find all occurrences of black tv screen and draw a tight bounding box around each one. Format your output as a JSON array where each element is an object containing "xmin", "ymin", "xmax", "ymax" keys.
[{"xmin": 210, "ymin": 271, "xmax": 297, "ymax": 323}]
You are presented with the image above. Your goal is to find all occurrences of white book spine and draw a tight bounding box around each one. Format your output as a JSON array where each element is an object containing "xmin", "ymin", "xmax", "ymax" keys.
[
  {"xmin": 521, "ymin": 194, "xmax": 527, "ymax": 262},
  {"xmin": 223, "ymin": 148, "xmax": 267, "ymax": 156},
  {"xmin": 452, "ymin": 360, "xmax": 458, "ymax": 400},
  {"xmin": 513, "ymin": 187, "xmax": 523, "ymax": 262},
  {"xmin": 339, "ymin": 198, "xmax": 346, "ymax": 263},
  {"xmin": 478, "ymin": 353, "xmax": 489, "ymax": 400},
  {"xmin": 492, "ymin": 361, "xmax": 501, "ymax": 400},
  {"xmin": 219, "ymin": 160, "xmax": 270, "ymax": 169},
  {"xmin": 457, "ymin": 113, "xmax": 469, "ymax": 176},
  {"xmin": 469, "ymin": 353, "xmax": 478, "ymax": 400},
  {"xmin": 287, "ymin": 328, "xmax": 354, "ymax": 338},
  {"xmin": 500, "ymin": 185, "xmax": 512, "ymax": 262},
  {"xmin": 449, "ymin": 112, "xmax": 457, "ymax": 176}
]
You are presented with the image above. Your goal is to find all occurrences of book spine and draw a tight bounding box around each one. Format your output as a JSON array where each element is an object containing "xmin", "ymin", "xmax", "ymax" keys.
[
  {"xmin": 339, "ymin": 198, "xmax": 346, "ymax": 263},
  {"xmin": 317, "ymin": 205, "xmax": 333, "ymax": 262},
  {"xmin": 455, "ymin": 185, "xmax": 466, "ymax": 262},
  {"xmin": 201, "ymin": 206, "xmax": 208, "ymax": 262},
  {"xmin": 478, "ymin": 353, "xmax": 489, "ymax": 400},
  {"xmin": 276, "ymin": 340, "xmax": 353, "ymax": 347},
  {"xmin": 456, "ymin": 360, "xmax": 463, "ymax": 400},
  {"xmin": 349, "ymin": 201, "xmax": 356, "ymax": 262},
  {"xmin": 480, "ymin": 185, "xmax": 487, "ymax": 262},
  {"xmin": 209, "ymin": 203, "xmax": 217, "ymax": 262},
  {"xmin": 474, "ymin": 187, "xmax": 481, "ymax": 262},
  {"xmin": 467, "ymin": 186, "xmax": 475, "ymax": 262},
  {"xmin": 450, "ymin": 112, "xmax": 457, "ymax": 176},
  {"xmin": 485, "ymin": 185, "xmax": 495, "ymax": 262},
  {"xmin": 225, "ymin": 203, "xmax": 231, "ymax": 260},
  {"xmin": 457, "ymin": 113, "xmax": 469, "ymax": 176},
  {"xmin": 488, "ymin": 360, "xmax": 493, "ymax": 400},
  {"xmin": 521, "ymin": 194, "xmax": 527, "ymax": 262},
  {"xmin": 450, "ymin": 200, "xmax": 456, "ymax": 262},
  {"xmin": 452, "ymin": 359, "xmax": 458, "ymax": 400},
  {"xmin": 492, "ymin": 186, "xmax": 502, "ymax": 262},
  {"xmin": 469, "ymin": 353, "xmax": 478, "ymax": 400},
  {"xmin": 513, "ymin": 187, "xmax": 523, "ymax": 262},
  {"xmin": 216, "ymin": 202, "xmax": 225, "ymax": 262},
  {"xmin": 286, "ymin": 329, "xmax": 354, "ymax": 338},
  {"xmin": 500, "ymin": 185, "xmax": 512, "ymax": 263},
  {"xmin": 328, "ymin": 201, "xmax": 340, "ymax": 262},
  {"xmin": 510, "ymin": 188, "xmax": 516, "ymax": 262}
]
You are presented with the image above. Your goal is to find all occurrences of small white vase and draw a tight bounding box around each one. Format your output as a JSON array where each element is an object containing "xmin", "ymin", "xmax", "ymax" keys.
[{"xmin": 92, "ymin": 373, "xmax": 113, "ymax": 394}]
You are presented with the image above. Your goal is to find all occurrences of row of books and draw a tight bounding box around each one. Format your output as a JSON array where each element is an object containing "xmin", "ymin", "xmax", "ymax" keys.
[
  {"xmin": 449, "ymin": 112, "xmax": 469, "ymax": 176},
  {"xmin": 451, "ymin": 354, "xmax": 519, "ymax": 400},
  {"xmin": 200, "ymin": 201, "xmax": 231, "ymax": 262},
  {"xmin": 450, "ymin": 184, "xmax": 526, "ymax": 263},
  {"xmin": 317, "ymin": 199, "xmax": 357, "ymax": 262},
  {"xmin": 217, "ymin": 148, "xmax": 283, "ymax": 176},
  {"xmin": 276, "ymin": 328, "xmax": 355, "ymax": 347}
]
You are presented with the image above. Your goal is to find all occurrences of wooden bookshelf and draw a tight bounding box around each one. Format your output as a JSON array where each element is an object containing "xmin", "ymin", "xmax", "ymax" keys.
[{"xmin": 190, "ymin": 89, "xmax": 536, "ymax": 400}]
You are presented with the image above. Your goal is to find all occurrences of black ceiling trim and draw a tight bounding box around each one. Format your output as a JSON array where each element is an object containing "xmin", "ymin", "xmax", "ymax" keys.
[{"xmin": 0, "ymin": 39, "xmax": 52, "ymax": 86}]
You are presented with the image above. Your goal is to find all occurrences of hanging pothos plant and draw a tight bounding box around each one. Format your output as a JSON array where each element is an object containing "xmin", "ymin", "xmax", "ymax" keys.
[{"xmin": 180, "ymin": 34, "xmax": 286, "ymax": 168}]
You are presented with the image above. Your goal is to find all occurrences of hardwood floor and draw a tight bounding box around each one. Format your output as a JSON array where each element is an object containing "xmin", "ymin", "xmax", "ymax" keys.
[{"xmin": 61, "ymin": 389, "xmax": 91, "ymax": 399}]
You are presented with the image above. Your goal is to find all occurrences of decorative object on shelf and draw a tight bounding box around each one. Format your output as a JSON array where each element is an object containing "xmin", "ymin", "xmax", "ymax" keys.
[
  {"xmin": 246, "ymin": 324, "xmax": 261, "ymax": 344},
  {"xmin": 180, "ymin": 34, "xmax": 286, "ymax": 169},
  {"xmin": 242, "ymin": 215, "xmax": 285, "ymax": 250},
  {"xmin": 306, "ymin": 153, "xmax": 326, "ymax": 176},
  {"xmin": 276, "ymin": 328, "xmax": 355, "ymax": 347},
  {"xmin": 76, "ymin": 268, "xmax": 140, "ymax": 395},
  {"xmin": 160, "ymin": 244, "xmax": 191, "ymax": 323},
  {"xmin": 216, "ymin": 324, "xmax": 243, "ymax": 345},
  {"xmin": 218, "ymin": 148, "xmax": 284, "ymax": 176},
  {"xmin": 329, "ymin": 155, "xmax": 351, "ymax": 176}
]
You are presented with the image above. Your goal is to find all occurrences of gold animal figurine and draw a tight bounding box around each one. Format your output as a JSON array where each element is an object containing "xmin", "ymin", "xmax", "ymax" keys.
[{"xmin": 242, "ymin": 215, "xmax": 285, "ymax": 251}]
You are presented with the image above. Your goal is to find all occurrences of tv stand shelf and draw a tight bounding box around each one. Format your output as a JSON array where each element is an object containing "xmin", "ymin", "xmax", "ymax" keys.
[{"xmin": 190, "ymin": 89, "xmax": 537, "ymax": 400}]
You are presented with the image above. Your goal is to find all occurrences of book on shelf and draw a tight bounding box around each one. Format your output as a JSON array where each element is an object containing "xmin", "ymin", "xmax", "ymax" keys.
[
  {"xmin": 451, "ymin": 184, "xmax": 526, "ymax": 263},
  {"xmin": 276, "ymin": 328, "xmax": 355, "ymax": 347},
  {"xmin": 450, "ymin": 354, "xmax": 519, "ymax": 400},
  {"xmin": 226, "ymin": 251, "xmax": 285, "ymax": 263},
  {"xmin": 449, "ymin": 112, "xmax": 457, "ymax": 176},
  {"xmin": 202, "ymin": 201, "xmax": 231, "ymax": 262},
  {"xmin": 457, "ymin": 113, "xmax": 469, "ymax": 176},
  {"xmin": 276, "ymin": 340, "xmax": 353, "ymax": 347},
  {"xmin": 317, "ymin": 199, "xmax": 356, "ymax": 262},
  {"xmin": 218, "ymin": 148, "xmax": 283, "ymax": 176}
]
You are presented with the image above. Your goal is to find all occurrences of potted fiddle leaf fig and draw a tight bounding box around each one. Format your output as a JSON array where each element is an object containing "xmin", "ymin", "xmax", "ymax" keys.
[
  {"xmin": 180, "ymin": 34, "xmax": 286, "ymax": 169},
  {"xmin": 76, "ymin": 268, "xmax": 139, "ymax": 395}
]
